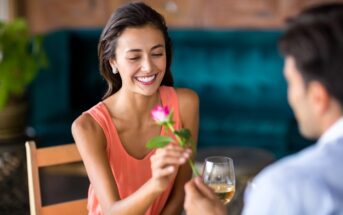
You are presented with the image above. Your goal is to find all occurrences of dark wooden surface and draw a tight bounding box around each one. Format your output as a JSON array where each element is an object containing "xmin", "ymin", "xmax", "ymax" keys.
[{"xmin": 0, "ymin": 141, "xmax": 29, "ymax": 215}]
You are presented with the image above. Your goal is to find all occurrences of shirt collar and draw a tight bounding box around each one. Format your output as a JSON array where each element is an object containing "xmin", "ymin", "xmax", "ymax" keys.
[{"xmin": 318, "ymin": 117, "xmax": 343, "ymax": 146}]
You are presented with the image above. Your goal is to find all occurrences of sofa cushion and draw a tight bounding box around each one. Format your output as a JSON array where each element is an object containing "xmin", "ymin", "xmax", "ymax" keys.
[{"xmin": 29, "ymin": 29, "xmax": 313, "ymax": 156}]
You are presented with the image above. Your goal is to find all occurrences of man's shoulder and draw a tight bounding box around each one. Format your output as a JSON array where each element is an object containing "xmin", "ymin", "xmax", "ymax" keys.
[
  {"xmin": 255, "ymin": 145, "xmax": 317, "ymax": 181},
  {"xmin": 243, "ymin": 143, "xmax": 343, "ymax": 215},
  {"xmin": 242, "ymin": 146, "xmax": 320, "ymax": 215},
  {"xmin": 246, "ymin": 145, "xmax": 323, "ymax": 202}
]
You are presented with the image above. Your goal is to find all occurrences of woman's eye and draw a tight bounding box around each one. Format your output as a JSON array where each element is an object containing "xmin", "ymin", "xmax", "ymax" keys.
[
  {"xmin": 128, "ymin": 56, "xmax": 140, "ymax": 61},
  {"xmin": 152, "ymin": 53, "xmax": 163, "ymax": 57}
]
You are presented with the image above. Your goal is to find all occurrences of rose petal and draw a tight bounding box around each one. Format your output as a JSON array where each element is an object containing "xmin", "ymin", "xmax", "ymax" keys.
[{"xmin": 151, "ymin": 105, "xmax": 170, "ymax": 123}]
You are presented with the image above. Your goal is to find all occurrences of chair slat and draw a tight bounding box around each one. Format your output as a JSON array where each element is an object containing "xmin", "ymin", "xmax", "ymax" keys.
[
  {"xmin": 26, "ymin": 141, "xmax": 41, "ymax": 215},
  {"xmin": 36, "ymin": 144, "xmax": 82, "ymax": 167},
  {"xmin": 40, "ymin": 199, "xmax": 88, "ymax": 215}
]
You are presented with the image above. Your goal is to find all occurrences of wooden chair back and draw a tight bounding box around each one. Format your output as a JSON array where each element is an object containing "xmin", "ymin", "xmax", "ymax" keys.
[{"xmin": 25, "ymin": 140, "xmax": 88, "ymax": 215}]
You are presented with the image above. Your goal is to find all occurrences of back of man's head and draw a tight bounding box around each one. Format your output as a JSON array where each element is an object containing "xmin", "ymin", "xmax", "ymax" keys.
[{"xmin": 279, "ymin": 3, "xmax": 343, "ymax": 108}]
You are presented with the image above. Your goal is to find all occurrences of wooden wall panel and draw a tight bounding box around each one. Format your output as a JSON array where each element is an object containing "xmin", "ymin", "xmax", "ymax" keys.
[
  {"xmin": 200, "ymin": 0, "xmax": 280, "ymax": 28},
  {"xmin": 22, "ymin": 0, "xmax": 343, "ymax": 33},
  {"xmin": 108, "ymin": 0, "xmax": 200, "ymax": 27},
  {"xmin": 277, "ymin": 0, "xmax": 343, "ymax": 23},
  {"xmin": 136, "ymin": 0, "xmax": 200, "ymax": 27},
  {"xmin": 25, "ymin": 0, "xmax": 113, "ymax": 33}
]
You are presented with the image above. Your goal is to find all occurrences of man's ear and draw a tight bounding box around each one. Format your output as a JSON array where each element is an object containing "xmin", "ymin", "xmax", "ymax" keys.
[{"xmin": 308, "ymin": 81, "xmax": 330, "ymax": 115}]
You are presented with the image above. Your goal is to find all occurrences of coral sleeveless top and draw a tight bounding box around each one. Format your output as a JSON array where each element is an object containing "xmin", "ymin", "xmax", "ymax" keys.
[{"xmin": 85, "ymin": 86, "xmax": 181, "ymax": 215}]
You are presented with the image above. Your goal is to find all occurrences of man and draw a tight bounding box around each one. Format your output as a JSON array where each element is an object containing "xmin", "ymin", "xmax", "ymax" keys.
[{"xmin": 184, "ymin": 3, "xmax": 343, "ymax": 215}]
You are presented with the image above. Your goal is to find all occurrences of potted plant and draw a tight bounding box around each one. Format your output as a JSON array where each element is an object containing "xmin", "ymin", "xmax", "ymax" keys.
[{"xmin": 0, "ymin": 18, "xmax": 46, "ymax": 141}]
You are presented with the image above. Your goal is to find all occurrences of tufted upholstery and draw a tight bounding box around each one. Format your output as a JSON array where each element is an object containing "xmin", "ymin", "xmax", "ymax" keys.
[{"xmin": 29, "ymin": 29, "xmax": 314, "ymax": 157}]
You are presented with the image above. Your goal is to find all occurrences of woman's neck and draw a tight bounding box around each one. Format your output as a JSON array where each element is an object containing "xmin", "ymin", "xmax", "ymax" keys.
[{"xmin": 110, "ymin": 88, "xmax": 161, "ymax": 121}]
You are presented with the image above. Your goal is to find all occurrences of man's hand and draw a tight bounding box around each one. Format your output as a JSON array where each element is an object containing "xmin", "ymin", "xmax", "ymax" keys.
[{"xmin": 184, "ymin": 177, "xmax": 227, "ymax": 215}]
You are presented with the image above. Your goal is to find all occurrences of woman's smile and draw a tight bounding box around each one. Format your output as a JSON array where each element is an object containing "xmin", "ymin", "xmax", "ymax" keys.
[{"xmin": 135, "ymin": 74, "xmax": 157, "ymax": 85}]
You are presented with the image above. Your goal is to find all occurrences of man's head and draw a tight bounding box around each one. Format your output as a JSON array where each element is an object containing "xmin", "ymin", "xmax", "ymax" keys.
[{"xmin": 279, "ymin": 3, "xmax": 343, "ymax": 139}]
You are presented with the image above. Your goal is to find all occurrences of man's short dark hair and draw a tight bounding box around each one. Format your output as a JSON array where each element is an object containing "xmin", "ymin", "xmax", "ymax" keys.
[{"xmin": 279, "ymin": 3, "xmax": 343, "ymax": 107}]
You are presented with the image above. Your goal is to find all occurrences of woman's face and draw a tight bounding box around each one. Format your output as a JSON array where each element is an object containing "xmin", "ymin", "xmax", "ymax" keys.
[{"xmin": 110, "ymin": 24, "xmax": 166, "ymax": 96}]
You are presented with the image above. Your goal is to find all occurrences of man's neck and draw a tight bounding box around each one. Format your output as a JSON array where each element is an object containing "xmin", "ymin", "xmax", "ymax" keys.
[
  {"xmin": 317, "ymin": 115, "xmax": 343, "ymax": 145},
  {"xmin": 319, "ymin": 100, "xmax": 343, "ymax": 135}
]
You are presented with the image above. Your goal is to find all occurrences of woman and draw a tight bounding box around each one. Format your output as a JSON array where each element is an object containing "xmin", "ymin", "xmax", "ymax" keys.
[{"xmin": 72, "ymin": 2, "xmax": 199, "ymax": 215}]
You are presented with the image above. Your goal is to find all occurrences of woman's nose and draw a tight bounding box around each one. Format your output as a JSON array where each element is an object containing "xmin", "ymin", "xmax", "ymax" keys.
[{"xmin": 141, "ymin": 57, "xmax": 153, "ymax": 72}]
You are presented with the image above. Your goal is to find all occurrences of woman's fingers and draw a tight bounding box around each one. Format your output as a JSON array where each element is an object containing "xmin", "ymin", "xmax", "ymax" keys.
[
  {"xmin": 151, "ymin": 144, "xmax": 191, "ymax": 169},
  {"xmin": 151, "ymin": 156, "xmax": 185, "ymax": 169},
  {"xmin": 154, "ymin": 165, "xmax": 176, "ymax": 178},
  {"xmin": 156, "ymin": 144, "xmax": 190, "ymax": 157},
  {"xmin": 150, "ymin": 144, "xmax": 192, "ymax": 192},
  {"xmin": 150, "ymin": 144, "xmax": 192, "ymax": 180},
  {"xmin": 157, "ymin": 144, "xmax": 192, "ymax": 159}
]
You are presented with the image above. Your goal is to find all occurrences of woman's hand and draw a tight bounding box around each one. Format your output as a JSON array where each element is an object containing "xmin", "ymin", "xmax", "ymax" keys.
[{"xmin": 150, "ymin": 144, "xmax": 191, "ymax": 193}]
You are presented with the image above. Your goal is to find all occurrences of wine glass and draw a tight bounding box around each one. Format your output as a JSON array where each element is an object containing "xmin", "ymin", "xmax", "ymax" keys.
[{"xmin": 202, "ymin": 156, "xmax": 236, "ymax": 205}]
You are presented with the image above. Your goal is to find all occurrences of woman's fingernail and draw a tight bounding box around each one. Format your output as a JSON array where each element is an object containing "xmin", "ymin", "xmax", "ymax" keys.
[
  {"xmin": 183, "ymin": 152, "xmax": 190, "ymax": 158},
  {"xmin": 168, "ymin": 166, "xmax": 175, "ymax": 172}
]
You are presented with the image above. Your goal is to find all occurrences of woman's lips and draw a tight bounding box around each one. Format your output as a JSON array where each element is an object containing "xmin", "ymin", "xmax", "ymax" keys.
[{"xmin": 135, "ymin": 74, "xmax": 157, "ymax": 85}]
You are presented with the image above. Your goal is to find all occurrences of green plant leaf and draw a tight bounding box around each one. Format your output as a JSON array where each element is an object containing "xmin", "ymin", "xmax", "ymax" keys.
[
  {"xmin": 0, "ymin": 85, "xmax": 9, "ymax": 108},
  {"xmin": 146, "ymin": 136, "xmax": 174, "ymax": 149},
  {"xmin": 188, "ymin": 139, "xmax": 196, "ymax": 152},
  {"xmin": 0, "ymin": 18, "xmax": 47, "ymax": 110},
  {"xmin": 174, "ymin": 128, "xmax": 191, "ymax": 141}
]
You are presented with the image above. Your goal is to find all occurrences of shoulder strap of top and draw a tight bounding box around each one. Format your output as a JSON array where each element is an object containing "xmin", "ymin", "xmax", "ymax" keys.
[
  {"xmin": 84, "ymin": 102, "xmax": 114, "ymax": 150},
  {"xmin": 159, "ymin": 86, "xmax": 181, "ymax": 129}
]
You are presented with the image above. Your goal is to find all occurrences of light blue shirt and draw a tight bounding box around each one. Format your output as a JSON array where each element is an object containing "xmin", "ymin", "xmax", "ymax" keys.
[{"xmin": 242, "ymin": 117, "xmax": 343, "ymax": 215}]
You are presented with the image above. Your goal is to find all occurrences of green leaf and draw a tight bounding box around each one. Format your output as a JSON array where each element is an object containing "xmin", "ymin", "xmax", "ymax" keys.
[
  {"xmin": 174, "ymin": 128, "xmax": 191, "ymax": 141},
  {"xmin": 0, "ymin": 18, "xmax": 47, "ymax": 110},
  {"xmin": 188, "ymin": 139, "xmax": 196, "ymax": 152},
  {"xmin": 146, "ymin": 136, "xmax": 174, "ymax": 149}
]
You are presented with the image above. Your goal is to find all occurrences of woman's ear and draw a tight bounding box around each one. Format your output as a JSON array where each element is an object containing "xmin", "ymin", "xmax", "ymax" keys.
[
  {"xmin": 109, "ymin": 59, "xmax": 117, "ymax": 69},
  {"xmin": 308, "ymin": 81, "xmax": 330, "ymax": 115}
]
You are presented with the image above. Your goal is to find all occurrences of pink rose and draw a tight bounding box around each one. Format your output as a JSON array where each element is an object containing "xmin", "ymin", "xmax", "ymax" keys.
[
  {"xmin": 151, "ymin": 106, "xmax": 170, "ymax": 124},
  {"xmin": 148, "ymin": 105, "xmax": 199, "ymax": 176}
]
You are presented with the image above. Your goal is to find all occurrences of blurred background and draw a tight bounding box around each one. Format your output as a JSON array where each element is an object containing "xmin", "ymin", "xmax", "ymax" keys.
[{"xmin": 1, "ymin": 0, "xmax": 341, "ymax": 214}]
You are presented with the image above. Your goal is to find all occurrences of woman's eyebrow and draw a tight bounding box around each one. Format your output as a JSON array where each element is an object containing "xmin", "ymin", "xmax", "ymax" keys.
[
  {"xmin": 126, "ymin": 48, "xmax": 142, "ymax": 53},
  {"xmin": 125, "ymin": 44, "xmax": 164, "ymax": 53},
  {"xmin": 151, "ymin": 44, "xmax": 164, "ymax": 50}
]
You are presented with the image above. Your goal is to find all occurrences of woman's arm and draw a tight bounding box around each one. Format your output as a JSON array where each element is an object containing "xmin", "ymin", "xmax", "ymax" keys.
[
  {"xmin": 72, "ymin": 114, "xmax": 190, "ymax": 215},
  {"xmin": 160, "ymin": 88, "xmax": 200, "ymax": 215}
]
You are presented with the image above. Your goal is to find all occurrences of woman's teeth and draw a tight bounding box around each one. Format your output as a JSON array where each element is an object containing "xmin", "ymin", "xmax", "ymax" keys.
[{"xmin": 136, "ymin": 75, "xmax": 156, "ymax": 83}]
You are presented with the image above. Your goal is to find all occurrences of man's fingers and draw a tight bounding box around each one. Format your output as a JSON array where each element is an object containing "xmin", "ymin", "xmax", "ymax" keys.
[
  {"xmin": 185, "ymin": 179, "xmax": 202, "ymax": 199},
  {"xmin": 194, "ymin": 177, "xmax": 217, "ymax": 200}
]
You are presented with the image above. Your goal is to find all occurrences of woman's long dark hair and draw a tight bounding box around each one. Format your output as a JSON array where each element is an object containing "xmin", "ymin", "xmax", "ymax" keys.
[{"xmin": 98, "ymin": 2, "xmax": 174, "ymax": 99}]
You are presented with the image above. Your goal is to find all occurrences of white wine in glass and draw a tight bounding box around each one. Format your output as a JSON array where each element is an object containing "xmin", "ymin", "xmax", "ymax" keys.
[{"xmin": 202, "ymin": 156, "xmax": 236, "ymax": 204}]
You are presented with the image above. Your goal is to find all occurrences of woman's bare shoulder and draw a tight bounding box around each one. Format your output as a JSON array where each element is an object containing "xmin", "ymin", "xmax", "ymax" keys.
[
  {"xmin": 72, "ymin": 114, "xmax": 97, "ymax": 133},
  {"xmin": 175, "ymin": 88, "xmax": 199, "ymax": 109},
  {"xmin": 71, "ymin": 113, "xmax": 106, "ymax": 148}
]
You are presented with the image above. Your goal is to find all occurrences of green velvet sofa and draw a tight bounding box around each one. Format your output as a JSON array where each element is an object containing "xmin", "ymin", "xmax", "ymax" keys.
[{"xmin": 28, "ymin": 29, "xmax": 314, "ymax": 157}]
